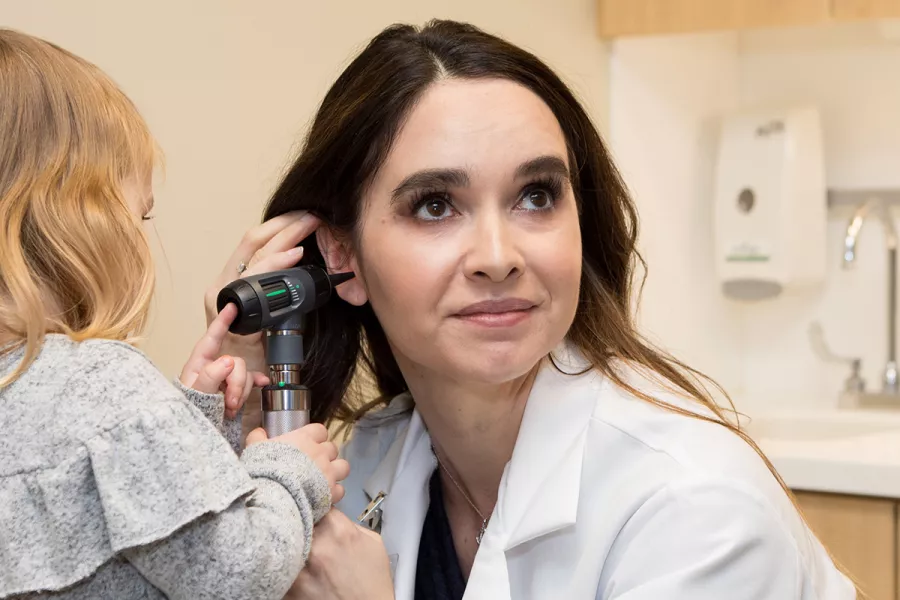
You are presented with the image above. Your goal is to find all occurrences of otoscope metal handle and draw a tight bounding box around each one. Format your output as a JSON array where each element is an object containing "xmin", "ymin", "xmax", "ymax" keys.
[
  {"xmin": 261, "ymin": 386, "xmax": 310, "ymax": 437},
  {"xmin": 263, "ymin": 409, "xmax": 310, "ymax": 437}
]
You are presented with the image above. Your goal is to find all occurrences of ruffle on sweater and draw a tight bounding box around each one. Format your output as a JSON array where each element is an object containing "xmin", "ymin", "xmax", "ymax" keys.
[{"xmin": 0, "ymin": 400, "xmax": 254, "ymax": 597}]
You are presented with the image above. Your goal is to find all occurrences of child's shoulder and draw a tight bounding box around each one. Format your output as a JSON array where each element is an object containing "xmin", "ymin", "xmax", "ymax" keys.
[
  {"xmin": 39, "ymin": 334, "xmax": 181, "ymax": 409},
  {"xmin": 1, "ymin": 335, "xmax": 188, "ymax": 471},
  {"xmin": 0, "ymin": 336, "xmax": 252, "ymax": 599}
]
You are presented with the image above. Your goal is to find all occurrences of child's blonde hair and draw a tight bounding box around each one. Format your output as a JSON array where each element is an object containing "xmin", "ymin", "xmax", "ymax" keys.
[{"xmin": 0, "ymin": 29, "xmax": 160, "ymax": 387}]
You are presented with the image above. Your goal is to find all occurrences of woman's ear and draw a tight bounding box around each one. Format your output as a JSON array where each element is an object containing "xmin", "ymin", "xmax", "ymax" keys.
[{"xmin": 316, "ymin": 227, "xmax": 368, "ymax": 306}]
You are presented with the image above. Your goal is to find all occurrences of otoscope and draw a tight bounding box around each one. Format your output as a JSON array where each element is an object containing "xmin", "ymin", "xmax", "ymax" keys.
[{"xmin": 216, "ymin": 265, "xmax": 354, "ymax": 437}]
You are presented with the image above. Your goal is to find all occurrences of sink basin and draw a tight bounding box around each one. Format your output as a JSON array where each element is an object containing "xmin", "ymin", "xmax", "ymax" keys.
[{"xmin": 744, "ymin": 415, "xmax": 900, "ymax": 442}]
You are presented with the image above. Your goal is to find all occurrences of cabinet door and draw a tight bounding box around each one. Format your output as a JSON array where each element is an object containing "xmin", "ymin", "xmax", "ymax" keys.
[
  {"xmin": 741, "ymin": 0, "xmax": 832, "ymax": 28},
  {"xmin": 596, "ymin": 0, "xmax": 830, "ymax": 37},
  {"xmin": 833, "ymin": 0, "xmax": 900, "ymax": 19},
  {"xmin": 596, "ymin": 0, "xmax": 741, "ymax": 37},
  {"xmin": 794, "ymin": 491, "xmax": 896, "ymax": 600}
]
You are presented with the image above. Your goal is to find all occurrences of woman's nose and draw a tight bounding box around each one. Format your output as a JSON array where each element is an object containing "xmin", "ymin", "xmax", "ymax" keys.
[{"xmin": 463, "ymin": 212, "xmax": 525, "ymax": 283}]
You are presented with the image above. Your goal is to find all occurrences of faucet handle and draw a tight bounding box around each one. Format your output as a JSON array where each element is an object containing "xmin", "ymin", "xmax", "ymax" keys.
[{"xmin": 808, "ymin": 321, "xmax": 866, "ymax": 392}]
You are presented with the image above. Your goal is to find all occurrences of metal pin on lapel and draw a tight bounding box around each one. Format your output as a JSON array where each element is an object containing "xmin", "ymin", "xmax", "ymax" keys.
[{"xmin": 357, "ymin": 491, "xmax": 386, "ymax": 534}]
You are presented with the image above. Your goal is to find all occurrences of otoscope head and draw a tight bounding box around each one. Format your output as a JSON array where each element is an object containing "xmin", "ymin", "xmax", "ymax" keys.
[{"xmin": 216, "ymin": 265, "xmax": 354, "ymax": 335}]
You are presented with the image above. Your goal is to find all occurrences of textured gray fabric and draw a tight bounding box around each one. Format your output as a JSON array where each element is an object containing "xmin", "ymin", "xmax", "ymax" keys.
[
  {"xmin": 172, "ymin": 378, "xmax": 244, "ymax": 455},
  {"xmin": 0, "ymin": 335, "xmax": 331, "ymax": 599}
]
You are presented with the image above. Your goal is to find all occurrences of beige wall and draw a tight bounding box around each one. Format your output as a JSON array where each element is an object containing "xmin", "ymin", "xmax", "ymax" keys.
[{"xmin": 1, "ymin": 0, "xmax": 610, "ymax": 376}]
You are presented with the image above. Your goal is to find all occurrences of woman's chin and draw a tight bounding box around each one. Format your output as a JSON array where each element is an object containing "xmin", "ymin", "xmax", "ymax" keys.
[{"xmin": 441, "ymin": 342, "xmax": 552, "ymax": 385}]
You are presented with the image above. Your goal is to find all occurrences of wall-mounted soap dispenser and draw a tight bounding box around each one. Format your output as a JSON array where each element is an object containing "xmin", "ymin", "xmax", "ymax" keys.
[{"xmin": 713, "ymin": 106, "xmax": 826, "ymax": 300}]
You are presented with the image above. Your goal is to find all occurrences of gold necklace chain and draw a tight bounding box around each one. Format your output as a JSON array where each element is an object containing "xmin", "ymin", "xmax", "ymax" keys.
[{"xmin": 432, "ymin": 445, "xmax": 492, "ymax": 545}]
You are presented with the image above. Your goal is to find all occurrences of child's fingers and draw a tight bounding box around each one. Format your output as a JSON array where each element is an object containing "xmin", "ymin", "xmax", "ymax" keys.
[
  {"xmin": 178, "ymin": 304, "xmax": 238, "ymax": 387},
  {"xmin": 245, "ymin": 427, "xmax": 269, "ymax": 446},
  {"xmin": 192, "ymin": 356, "xmax": 235, "ymax": 394},
  {"xmin": 223, "ymin": 357, "xmax": 248, "ymax": 412},
  {"xmin": 225, "ymin": 372, "xmax": 268, "ymax": 420},
  {"xmin": 331, "ymin": 483, "xmax": 345, "ymax": 505},
  {"xmin": 321, "ymin": 441, "xmax": 339, "ymax": 462},
  {"xmin": 331, "ymin": 458, "xmax": 351, "ymax": 482}
]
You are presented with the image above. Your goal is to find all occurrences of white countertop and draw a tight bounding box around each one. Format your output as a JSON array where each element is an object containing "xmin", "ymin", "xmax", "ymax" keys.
[{"xmin": 747, "ymin": 408, "xmax": 900, "ymax": 498}]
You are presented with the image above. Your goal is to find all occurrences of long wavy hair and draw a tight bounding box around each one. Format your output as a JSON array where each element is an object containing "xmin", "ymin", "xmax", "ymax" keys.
[{"xmin": 0, "ymin": 29, "xmax": 159, "ymax": 387}]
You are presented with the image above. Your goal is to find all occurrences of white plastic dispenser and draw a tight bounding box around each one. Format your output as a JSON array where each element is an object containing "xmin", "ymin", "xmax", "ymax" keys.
[{"xmin": 712, "ymin": 106, "xmax": 826, "ymax": 300}]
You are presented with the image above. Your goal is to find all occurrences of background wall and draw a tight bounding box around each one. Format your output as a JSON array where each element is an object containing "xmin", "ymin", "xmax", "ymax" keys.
[
  {"xmin": 609, "ymin": 32, "xmax": 744, "ymax": 396},
  {"xmin": 737, "ymin": 23, "xmax": 900, "ymax": 409},
  {"xmin": 609, "ymin": 22, "xmax": 900, "ymax": 414},
  {"xmin": 1, "ymin": 0, "xmax": 611, "ymax": 377}
]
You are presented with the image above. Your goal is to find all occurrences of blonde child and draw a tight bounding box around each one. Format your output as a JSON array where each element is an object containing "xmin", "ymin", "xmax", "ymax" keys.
[{"xmin": 0, "ymin": 29, "xmax": 346, "ymax": 599}]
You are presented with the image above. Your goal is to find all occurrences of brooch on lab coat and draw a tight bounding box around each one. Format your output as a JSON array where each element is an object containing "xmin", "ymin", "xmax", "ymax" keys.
[{"xmin": 357, "ymin": 491, "xmax": 386, "ymax": 533}]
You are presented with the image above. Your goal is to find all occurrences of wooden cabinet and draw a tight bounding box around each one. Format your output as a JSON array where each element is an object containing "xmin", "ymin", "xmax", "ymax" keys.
[
  {"xmin": 795, "ymin": 491, "xmax": 897, "ymax": 599},
  {"xmin": 597, "ymin": 0, "xmax": 900, "ymax": 38},
  {"xmin": 833, "ymin": 0, "xmax": 900, "ymax": 20}
]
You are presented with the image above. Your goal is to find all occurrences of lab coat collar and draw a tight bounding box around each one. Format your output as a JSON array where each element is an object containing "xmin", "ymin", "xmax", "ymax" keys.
[
  {"xmin": 497, "ymin": 344, "xmax": 598, "ymax": 550},
  {"xmin": 360, "ymin": 343, "xmax": 600, "ymax": 596}
]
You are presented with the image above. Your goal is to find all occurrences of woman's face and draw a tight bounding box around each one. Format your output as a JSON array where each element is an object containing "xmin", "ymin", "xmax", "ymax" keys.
[{"xmin": 341, "ymin": 78, "xmax": 582, "ymax": 384}]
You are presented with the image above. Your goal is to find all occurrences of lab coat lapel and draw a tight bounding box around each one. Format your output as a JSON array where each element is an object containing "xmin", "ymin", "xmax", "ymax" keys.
[
  {"xmin": 363, "ymin": 410, "xmax": 434, "ymax": 600},
  {"xmin": 499, "ymin": 345, "xmax": 598, "ymax": 550},
  {"xmin": 464, "ymin": 346, "xmax": 599, "ymax": 599}
]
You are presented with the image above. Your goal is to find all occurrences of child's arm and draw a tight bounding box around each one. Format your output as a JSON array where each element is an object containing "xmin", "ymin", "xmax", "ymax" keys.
[
  {"xmin": 121, "ymin": 432, "xmax": 331, "ymax": 600},
  {"xmin": 175, "ymin": 380, "xmax": 245, "ymax": 454},
  {"xmin": 83, "ymin": 393, "xmax": 339, "ymax": 600}
]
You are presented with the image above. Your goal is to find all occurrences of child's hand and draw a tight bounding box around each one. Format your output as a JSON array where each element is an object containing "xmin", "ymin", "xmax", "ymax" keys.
[
  {"xmin": 246, "ymin": 424, "xmax": 351, "ymax": 504},
  {"xmin": 179, "ymin": 303, "xmax": 270, "ymax": 419}
]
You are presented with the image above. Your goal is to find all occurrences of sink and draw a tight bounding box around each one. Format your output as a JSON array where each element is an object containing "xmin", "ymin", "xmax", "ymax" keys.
[{"xmin": 744, "ymin": 415, "xmax": 900, "ymax": 442}]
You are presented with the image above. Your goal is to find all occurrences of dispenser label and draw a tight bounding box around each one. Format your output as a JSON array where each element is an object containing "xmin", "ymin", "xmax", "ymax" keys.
[{"xmin": 725, "ymin": 241, "xmax": 771, "ymax": 262}]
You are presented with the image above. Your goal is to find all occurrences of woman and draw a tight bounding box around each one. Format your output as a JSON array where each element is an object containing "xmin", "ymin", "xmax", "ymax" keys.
[
  {"xmin": 0, "ymin": 29, "xmax": 348, "ymax": 599},
  {"xmin": 209, "ymin": 20, "xmax": 856, "ymax": 599}
]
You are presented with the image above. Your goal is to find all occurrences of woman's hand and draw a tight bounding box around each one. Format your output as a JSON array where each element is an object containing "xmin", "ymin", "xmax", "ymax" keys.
[
  {"xmin": 204, "ymin": 211, "xmax": 322, "ymax": 374},
  {"xmin": 179, "ymin": 303, "xmax": 270, "ymax": 419},
  {"xmin": 246, "ymin": 424, "xmax": 351, "ymax": 504},
  {"xmin": 285, "ymin": 509, "xmax": 395, "ymax": 600}
]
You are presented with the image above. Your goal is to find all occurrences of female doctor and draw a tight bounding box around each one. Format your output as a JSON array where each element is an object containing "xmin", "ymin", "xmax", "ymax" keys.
[{"xmin": 208, "ymin": 20, "xmax": 857, "ymax": 600}]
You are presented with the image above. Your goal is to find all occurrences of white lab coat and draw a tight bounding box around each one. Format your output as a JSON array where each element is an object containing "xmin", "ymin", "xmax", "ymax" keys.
[{"xmin": 336, "ymin": 346, "xmax": 856, "ymax": 599}]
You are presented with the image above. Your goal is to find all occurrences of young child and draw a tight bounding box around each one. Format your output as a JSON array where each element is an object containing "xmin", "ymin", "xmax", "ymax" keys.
[{"xmin": 0, "ymin": 29, "xmax": 347, "ymax": 599}]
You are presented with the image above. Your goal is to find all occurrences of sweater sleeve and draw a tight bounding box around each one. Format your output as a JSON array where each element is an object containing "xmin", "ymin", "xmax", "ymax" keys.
[
  {"xmin": 172, "ymin": 378, "xmax": 243, "ymax": 455},
  {"xmin": 86, "ymin": 399, "xmax": 332, "ymax": 600}
]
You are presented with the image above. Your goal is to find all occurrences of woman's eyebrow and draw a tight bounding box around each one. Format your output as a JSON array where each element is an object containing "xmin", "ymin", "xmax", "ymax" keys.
[
  {"xmin": 515, "ymin": 155, "xmax": 570, "ymax": 180},
  {"xmin": 391, "ymin": 168, "xmax": 469, "ymax": 202}
]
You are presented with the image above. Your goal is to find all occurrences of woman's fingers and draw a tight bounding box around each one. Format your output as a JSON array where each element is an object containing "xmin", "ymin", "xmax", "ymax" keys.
[
  {"xmin": 252, "ymin": 213, "xmax": 321, "ymax": 265},
  {"xmin": 242, "ymin": 247, "xmax": 305, "ymax": 279},
  {"xmin": 225, "ymin": 211, "xmax": 309, "ymax": 273}
]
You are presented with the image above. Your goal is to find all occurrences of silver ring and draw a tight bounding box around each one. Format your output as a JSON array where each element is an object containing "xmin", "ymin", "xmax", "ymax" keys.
[{"xmin": 237, "ymin": 261, "xmax": 248, "ymax": 275}]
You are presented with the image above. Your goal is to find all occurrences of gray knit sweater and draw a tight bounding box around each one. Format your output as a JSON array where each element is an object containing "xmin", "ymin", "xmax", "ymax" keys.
[{"xmin": 0, "ymin": 335, "xmax": 332, "ymax": 599}]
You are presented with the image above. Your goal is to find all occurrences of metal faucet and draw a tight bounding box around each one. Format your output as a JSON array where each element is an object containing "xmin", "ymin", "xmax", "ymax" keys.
[{"xmin": 842, "ymin": 197, "xmax": 899, "ymax": 394}]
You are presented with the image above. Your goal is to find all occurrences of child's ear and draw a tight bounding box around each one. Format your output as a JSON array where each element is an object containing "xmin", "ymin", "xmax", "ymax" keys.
[{"xmin": 316, "ymin": 227, "xmax": 368, "ymax": 306}]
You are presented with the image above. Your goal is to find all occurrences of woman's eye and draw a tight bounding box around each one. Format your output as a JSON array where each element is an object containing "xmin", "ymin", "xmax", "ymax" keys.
[
  {"xmin": 414, "ymin": 197, "xmax": 453, "ymax": 221},
  {"xmin": 519, "ymin": 188, "xmax": 555, "ymax": 211}
]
